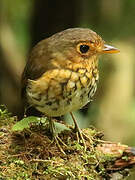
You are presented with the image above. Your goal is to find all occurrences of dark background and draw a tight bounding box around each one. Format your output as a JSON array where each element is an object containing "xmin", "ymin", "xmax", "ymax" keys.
[{"xmin": 0, "ymin": 1, "xmax": 135, "ymax": 178}]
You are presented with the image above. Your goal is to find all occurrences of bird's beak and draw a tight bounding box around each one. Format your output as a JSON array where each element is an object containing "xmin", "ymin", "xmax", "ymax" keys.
[{"xmin": 102, "ymin": 44, "xmax": 120, "ymax": 54}]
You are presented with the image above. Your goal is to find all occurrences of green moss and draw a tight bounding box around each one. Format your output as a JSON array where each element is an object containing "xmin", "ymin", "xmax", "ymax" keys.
[{"xmin": 0, "ymin": 107, "xmax": 133, "ymax": 179}]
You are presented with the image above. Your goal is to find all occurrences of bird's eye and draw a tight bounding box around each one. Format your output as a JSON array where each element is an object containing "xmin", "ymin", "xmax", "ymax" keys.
[{"xmin": 80, "ymin": 44, "xmax": 90, "ymax": 54}]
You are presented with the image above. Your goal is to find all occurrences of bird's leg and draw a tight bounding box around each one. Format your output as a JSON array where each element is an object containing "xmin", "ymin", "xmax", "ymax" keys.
[
  {"xmin": 49, "ymin": 118, "xmax": 66, "ymax": 154},
  {"xmin": 70, "ymin": 112, "xmax": 86, "ymax": 151}
]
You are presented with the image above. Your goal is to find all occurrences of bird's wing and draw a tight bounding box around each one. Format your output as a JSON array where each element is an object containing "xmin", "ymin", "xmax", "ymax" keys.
[
  {"xmin": 20, "ymin": 40, "xmax": 53, "ymax": 117},
  {"xmin": 21, "ymin": 39, "xmax": 51, "ymax": 98}
]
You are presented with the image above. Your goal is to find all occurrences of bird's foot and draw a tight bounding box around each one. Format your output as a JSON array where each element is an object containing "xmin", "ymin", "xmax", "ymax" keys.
[
  {"xmin": 52, "ymin": 136, "xmax": 66, "ymax": 155},
  {"xmin": 70, "ymin": 112, "xmax": 87, "ymax": 151},
  {"xmin": 49, "ymin": 118, "xmax": 67, "ymax": 154},
  {"xmin": 75, "ymin": 131, "xmax": 87, "ymax": 151}
]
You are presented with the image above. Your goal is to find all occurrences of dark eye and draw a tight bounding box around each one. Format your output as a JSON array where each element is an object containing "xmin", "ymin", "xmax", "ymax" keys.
[{"xmin": 80, "ymin": 45, "xmax": 90, "ymax": 53}]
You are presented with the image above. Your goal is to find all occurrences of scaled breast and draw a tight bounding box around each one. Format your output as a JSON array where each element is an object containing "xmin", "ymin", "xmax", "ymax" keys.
[{"xmin": 26, "ymin": 67, "xmax": 99, "ymax": 116}]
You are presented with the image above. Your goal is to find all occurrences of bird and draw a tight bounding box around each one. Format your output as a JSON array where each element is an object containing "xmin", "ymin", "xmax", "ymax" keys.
[{"xmin": 21, "ymin": 28, "xmax": 119, "ymax": 151}]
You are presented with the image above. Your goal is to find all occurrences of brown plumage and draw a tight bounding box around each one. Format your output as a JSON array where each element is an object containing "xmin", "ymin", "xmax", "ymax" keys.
[{"xmin": 21, "ymin": 28, "xmax": 119, "ymax": 151}]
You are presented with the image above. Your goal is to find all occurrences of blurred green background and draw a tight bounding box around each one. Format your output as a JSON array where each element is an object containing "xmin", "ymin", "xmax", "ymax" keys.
[{"xmin": 0, "ymin": 0, "xmax": 135, "ymax": 178}]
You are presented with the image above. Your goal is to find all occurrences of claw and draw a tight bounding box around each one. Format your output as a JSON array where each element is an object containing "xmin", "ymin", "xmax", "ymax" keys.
[
  {"xmin": 49, "ymin": 118, "xmax": 66, "ymax": 154},
  {"xmin": 70, "ymin": 112, "xmax": 87, "ymax": 151}
]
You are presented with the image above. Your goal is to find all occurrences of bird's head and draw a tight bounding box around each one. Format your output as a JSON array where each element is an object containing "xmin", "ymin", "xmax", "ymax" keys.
[{"xmin": 46, "ymin": 28, "xmax": 119, "ymax": 69}]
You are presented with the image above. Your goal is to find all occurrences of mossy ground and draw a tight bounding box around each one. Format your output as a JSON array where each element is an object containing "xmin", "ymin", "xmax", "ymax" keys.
[{"xmin": 0, "ymin": 107, "xmax": 133, "ymax": 179}]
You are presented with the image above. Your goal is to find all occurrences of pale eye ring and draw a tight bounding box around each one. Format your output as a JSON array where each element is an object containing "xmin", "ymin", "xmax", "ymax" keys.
[{"xmin": 79, "ymin": 44, "xmax": 90, "ymax": 54}]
